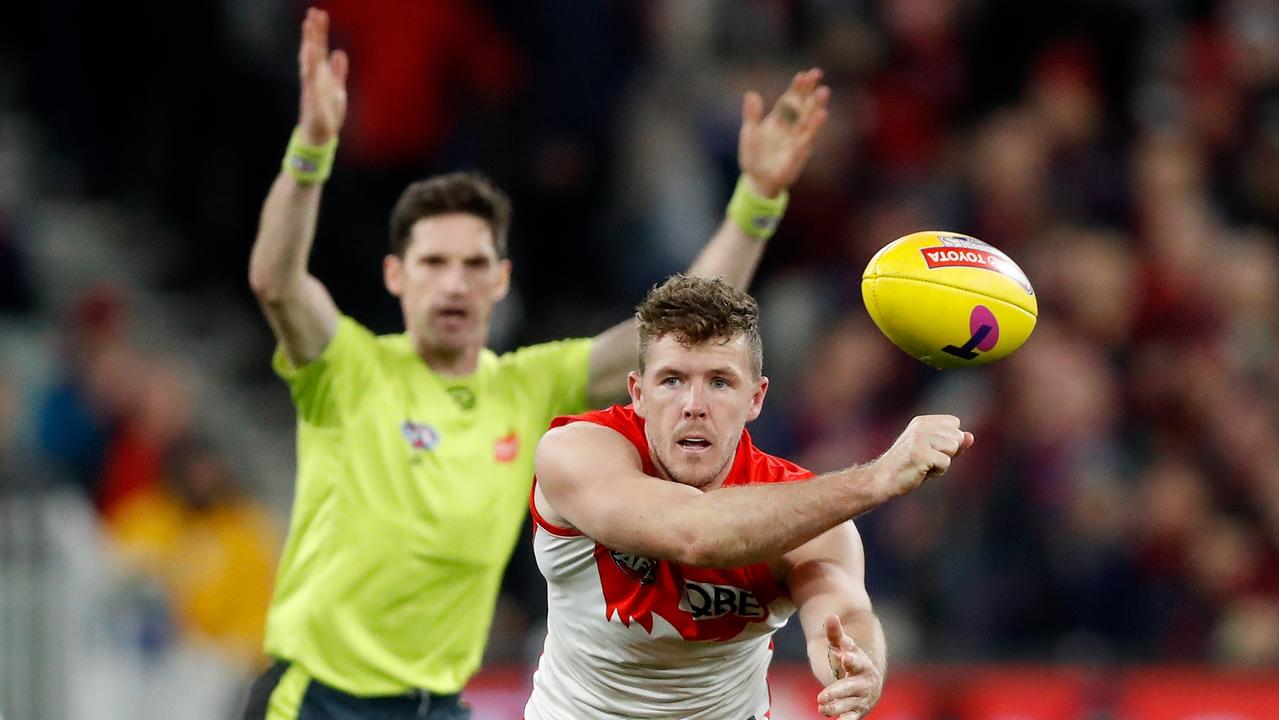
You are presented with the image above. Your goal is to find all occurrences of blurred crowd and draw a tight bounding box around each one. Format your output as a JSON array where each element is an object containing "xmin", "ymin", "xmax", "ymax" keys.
[
  {"xmin": 2, "ymin": 3, "xmax": 1278, "ymax": 708},
  {"xmin": 723, "ymin": 0, "xmax": 1279, "ymax": 665},
  {"xmin": 32, "ymin": 286, "xmax": 279, "ymax": 667}
]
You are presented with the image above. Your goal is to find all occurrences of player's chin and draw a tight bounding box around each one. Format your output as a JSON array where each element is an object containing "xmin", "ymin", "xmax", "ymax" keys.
[{"xmin": 670, "ymin": 461, "xmax": 718, "ymax": 489}]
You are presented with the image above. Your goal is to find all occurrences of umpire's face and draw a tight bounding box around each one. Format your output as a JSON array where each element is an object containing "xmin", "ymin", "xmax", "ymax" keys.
[{"xmin": 384, "ymin": 213, "xmax": 511, "ymax": 357}]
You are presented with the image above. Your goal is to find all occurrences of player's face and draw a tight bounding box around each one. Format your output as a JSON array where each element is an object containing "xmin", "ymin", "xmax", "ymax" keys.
[
  {"xmin": 629, "ymin": 333, "xmax": 768, "ymax": 490},
  {"xmin": 384, "ymin": 213, "xmax": 511, "ymax": 357}
]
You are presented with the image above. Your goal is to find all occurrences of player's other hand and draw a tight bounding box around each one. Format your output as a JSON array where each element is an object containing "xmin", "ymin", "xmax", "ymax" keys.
[
  {"xmin": 872, "ymin": 415, "xmax": 973, "ymax": 500},
  {"xmin": 817, "ymin": 614, "xmax": 883, "ymax": 719},
  {"xmin": 297, "ymin": 7, "xmax": 349, "ymax": 145},
  {"xmin": 739, "ymin": 68, "xmax": 831, "ymax": 199}
]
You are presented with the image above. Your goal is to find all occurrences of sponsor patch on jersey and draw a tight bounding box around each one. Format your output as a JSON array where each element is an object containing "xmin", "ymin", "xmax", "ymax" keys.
[
  {"xmin": 494, "ymin": 431, "xmax": 519, "ymax": 463},
  {"xmin": 401, "ymin": 420, "xmax": 441, "ymax": 451},
  {"xmin": 679, "ymin": 580, "xmax": 767, "ymax": 620}
]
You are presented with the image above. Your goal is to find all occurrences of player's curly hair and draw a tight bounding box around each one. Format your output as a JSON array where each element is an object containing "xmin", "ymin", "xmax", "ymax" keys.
[
  {"xmin": 389, "ymin": 172, "xmax": 512, "ymax": 258},
  {"xmin": 635, "ymin": 274, "xmax": 763, "ymax": 378}
]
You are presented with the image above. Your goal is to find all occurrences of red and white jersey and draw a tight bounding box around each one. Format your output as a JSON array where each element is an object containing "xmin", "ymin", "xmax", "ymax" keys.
[{"xmin": 524, "ymin": 405, "xmax": 814, "ymax": 720}]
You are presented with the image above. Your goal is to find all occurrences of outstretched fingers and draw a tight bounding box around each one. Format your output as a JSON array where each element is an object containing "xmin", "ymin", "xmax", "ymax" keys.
[
  {"xmin": 824, "ymin": 614, "xmax": 848, "ymax": 653},
  {"xmin": 772, "ymin": 68, "xmax": 823, "ymax": 125},
  {"xmin": 791, "ymin": 86, "xmax": 831, "ymax": 154},
  {"xmin": 818, "ymin": 617, "xmax": 877, "ymax": 718},
  {"xmin": 742, "ymin": 90, "xmax": 765, "ymax": 129},
  {"xmin": 299, "ymin": 8, "xmax": 331, "ymax": 80},
  {"xmin": 330, "ymin": 48, "xmax": 349, "ymax": 88}
]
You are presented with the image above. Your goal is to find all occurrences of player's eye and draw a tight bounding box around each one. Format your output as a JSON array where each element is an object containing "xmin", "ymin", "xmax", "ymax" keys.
[
  {"xmin": 661, "ymin": 377, "xmax": 681, "ymax": 387},
  {"xmin": 711, "ymin": 377, "xmax": 730, "ymax": 390},
  {"xmin": 464, "ymin": 257, "xmax": 491, "ymax": 270}
]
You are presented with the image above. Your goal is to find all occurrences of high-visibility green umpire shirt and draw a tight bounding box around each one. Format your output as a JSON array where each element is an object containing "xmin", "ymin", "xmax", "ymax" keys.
[{"xmin": 265, "ymin": 315, "xmax": 592, "ymax": 695}]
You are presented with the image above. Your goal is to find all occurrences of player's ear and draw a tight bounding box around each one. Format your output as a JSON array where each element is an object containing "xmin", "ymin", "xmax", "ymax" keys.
[
  {"xmin": 746, "ymin": 375, "xmax": 768, "ymax": 422},
  {"xmin": 628, "ymin": 371, "xmax": 645, "ymax": 415},
  {"xmin": 384, "ymin": 254, "xmax": 403, "ymax": 297}
]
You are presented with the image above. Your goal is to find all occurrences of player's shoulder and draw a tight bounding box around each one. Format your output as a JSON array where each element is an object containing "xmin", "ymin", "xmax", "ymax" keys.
[
  {"xmin": 555, "ymin": 404, "xmax": 639, "ymax": 424},
  {"xmin": 550, "ymin": 403, "xmax": 639, "ymax": 432},
  {"xmin": 743, "ymin": 437, "xmax": 814, "ymax": 485},
  {"xmin": 543, "ymin": 405, "xmax": 645, "ymax": 454},
  {"xmin": 536, "ymin": 409, "xmax": 643, "ymax": 476}
]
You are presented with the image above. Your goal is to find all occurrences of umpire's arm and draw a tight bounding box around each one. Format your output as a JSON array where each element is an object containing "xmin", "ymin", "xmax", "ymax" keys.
[
  {"xmin": 249, "ymin": 8, "xmax": 345, "ymax": 368},
  {"xmin": 584, "ymin": 70, "xmax": 830, "ymax": 406}
]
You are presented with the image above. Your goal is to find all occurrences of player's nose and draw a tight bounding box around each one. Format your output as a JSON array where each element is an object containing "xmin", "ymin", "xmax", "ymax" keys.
[{"xmin": 682, "ymin": 385, "xmax": 708, "ymax": 419}]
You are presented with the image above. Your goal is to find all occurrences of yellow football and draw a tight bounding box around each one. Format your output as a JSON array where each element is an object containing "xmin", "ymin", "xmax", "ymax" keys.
[{"xmin": 861, "ymin": 231, "xmax": 1037, "ymax": 369}]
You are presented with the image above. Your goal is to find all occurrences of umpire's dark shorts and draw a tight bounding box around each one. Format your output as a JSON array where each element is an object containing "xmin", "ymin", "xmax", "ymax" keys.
[{"xmin": 242, "ymin": 660, "xmax": 471, "ymax": 720}]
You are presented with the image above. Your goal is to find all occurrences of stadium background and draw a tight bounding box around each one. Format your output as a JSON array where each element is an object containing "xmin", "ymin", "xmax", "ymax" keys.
[{"xmin": 2, "ymin": 0, "xmax": 1279, "ymax": 717}]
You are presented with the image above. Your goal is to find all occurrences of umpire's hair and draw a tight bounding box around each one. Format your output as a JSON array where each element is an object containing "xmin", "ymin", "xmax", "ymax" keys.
[
  {"xmin": 635, "ymin": 274, "xmax": 763, "ymax": 378},
  {"xmin": 389, "ymin": 172, "xmax": 512, "ymax": 258}
]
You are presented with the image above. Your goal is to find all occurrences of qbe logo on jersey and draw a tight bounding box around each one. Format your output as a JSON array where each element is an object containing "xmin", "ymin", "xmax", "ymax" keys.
[{"xmin": 679, "ymin": 580, "xmax": 767, "ymax": 620}]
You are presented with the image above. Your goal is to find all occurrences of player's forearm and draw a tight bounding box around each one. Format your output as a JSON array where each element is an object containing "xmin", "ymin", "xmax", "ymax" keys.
[
  {"xmin": 248, "ymin": 172, "xmax": 324, "ymax": 302},
  {"xmin": 686, "ymin": 217, "xmax": 768, "ymax": 290},
  {"xmin": 675, "ymin": 467, "xmax": 884, "ymax": 567}
]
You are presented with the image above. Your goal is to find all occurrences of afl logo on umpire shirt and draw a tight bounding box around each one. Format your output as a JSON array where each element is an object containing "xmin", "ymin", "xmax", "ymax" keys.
[{"xmin": 401, "ymin": 421, "xmax": 441, "ymax": 451}]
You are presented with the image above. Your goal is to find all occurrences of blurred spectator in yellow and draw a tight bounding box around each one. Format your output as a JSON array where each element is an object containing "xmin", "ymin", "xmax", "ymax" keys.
[{"xmin": 108, "ymin": 435, "xmax": 280, "ymax": 669}]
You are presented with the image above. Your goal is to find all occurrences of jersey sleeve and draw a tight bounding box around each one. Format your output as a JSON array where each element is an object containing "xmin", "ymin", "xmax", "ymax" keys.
[
  {"xmin": 503, "ymin": 337, "xmax": 594, "ymax": 422},
  {"xmin": 272, "ymin": 315, "xmax": 380, "ymax": 427}
]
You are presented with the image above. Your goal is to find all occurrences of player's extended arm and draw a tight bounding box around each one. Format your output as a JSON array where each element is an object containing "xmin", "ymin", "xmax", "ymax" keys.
[
  {"xmin": 248, "ymin": 8, "xmax": 347, "ymax": 367},
  {"xmin": 784, "ymin": 524, "xmax": 886, "ymax": 720},
  {"xmin": 584, "ymin": 70, "xmax": 831, "ymax": 406},
  {"xmin": 533, "ymin": 415, "xmax": 971, "ymax": 568}
]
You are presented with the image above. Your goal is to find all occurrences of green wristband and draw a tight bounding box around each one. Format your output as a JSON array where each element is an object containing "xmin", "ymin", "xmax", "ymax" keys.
[
  {"xmin": 726, "ymin": 175, "xmax": 788, "ymax": 240},
  {"xmin": 282, "ymin": 127, "xmax": 338, "ymax": 184}
]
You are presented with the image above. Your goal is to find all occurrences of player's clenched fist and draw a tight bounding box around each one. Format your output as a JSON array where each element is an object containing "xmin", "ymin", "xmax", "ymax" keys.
[
  {"xmin": 872, "ymin": 415, "xmax": 973, "ymax": 500},
  {"xmin": 817, "ymin": 614, "xmax": 883, "ymax": 719}
]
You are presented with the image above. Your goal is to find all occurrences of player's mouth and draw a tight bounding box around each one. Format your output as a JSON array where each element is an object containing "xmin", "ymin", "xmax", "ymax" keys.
[{"xmin": 676, "ymin": 436, "xmax": 712, "ymax": 454}]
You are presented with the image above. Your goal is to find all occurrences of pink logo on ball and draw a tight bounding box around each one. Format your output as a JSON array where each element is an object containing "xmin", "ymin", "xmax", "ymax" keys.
[
  {"xmin": 942, "ymin": 305, "xmax": 1000, "ymax": 360},
  {"xmin": 970, "ymin": 305, "xmax": 999, "ymax": 351}
]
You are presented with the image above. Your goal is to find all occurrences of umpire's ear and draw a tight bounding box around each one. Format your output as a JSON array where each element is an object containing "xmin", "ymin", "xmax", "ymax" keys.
[{"xmin": 384, "ymin": 254, "xmax": 404, "ymax": 297}]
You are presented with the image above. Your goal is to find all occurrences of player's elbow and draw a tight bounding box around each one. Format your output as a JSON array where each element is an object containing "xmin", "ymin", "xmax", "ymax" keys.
[
  {"xmin": 678, "ymin": 545, "xmax": 721, "ymax": 568},
  {"xmin": 673, "ymin": 530, "xmax": 736, "ymax": 568}
]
